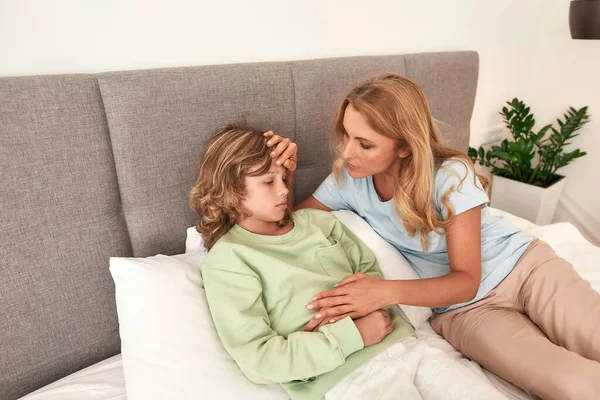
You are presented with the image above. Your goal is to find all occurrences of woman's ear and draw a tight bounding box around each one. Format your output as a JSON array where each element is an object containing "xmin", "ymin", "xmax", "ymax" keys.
[{"xmin": 398, "ymin": 146, "xmax": 411, "ymax": 158}]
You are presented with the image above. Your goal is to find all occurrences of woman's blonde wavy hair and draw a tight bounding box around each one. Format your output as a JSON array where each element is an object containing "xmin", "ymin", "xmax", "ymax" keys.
[
  {"xmin": 331, "ymin": 73, "xmax": 488, "ymax": 252},
  {"xmin": 190, "ymin": 124, "xmax": 292, "ymax": 250}
]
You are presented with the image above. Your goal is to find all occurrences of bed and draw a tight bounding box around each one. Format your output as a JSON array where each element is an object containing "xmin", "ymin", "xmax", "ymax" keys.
[
  {"xmin": 17, "ymin": 207, "xmax": 600, "ymax": 400},
  {"xmin": 3, "ymin": 51, "xmax": 597, "ymax": 400}
]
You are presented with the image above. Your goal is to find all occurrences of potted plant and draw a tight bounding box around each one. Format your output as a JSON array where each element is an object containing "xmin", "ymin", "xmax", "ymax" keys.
[{"xmin": 469, "ymin": 98, "xmax": 590, "ymax": 225}]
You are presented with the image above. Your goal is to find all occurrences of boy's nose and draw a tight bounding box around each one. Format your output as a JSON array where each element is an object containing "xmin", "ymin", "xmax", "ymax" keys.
[{"xmin": 278, "ymin": 183, "xmax": 289, "ymax": 197}]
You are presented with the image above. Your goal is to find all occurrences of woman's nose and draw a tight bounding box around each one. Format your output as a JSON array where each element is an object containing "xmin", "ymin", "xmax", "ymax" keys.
[{"xmin": 342, "ymin": 141, "xmax": 354, "ymax": 160}]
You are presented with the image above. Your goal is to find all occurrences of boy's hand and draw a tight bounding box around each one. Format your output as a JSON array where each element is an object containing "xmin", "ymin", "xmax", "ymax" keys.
[
  {"xmin": 354, "ymin": 309, "xmax": 392, "ymax": 346},
  {"xmin": 264, "ymin": 131, "xmax": 297, "ymax": 172},
  {"xmin": 303, "ymin": 309, "xmax": 393, "ymax": 347}
]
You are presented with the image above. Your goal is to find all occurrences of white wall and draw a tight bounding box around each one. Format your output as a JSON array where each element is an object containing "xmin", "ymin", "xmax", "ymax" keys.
[
  {"xmin": 0, "ymin": 0, "xmax": 541, "ymax": 146},
  {"xmin": 2, "ymin": 0, "xmax": 596, "ymax": 241},
  {"xmin": 521, "ymin": 0, "xmax": 600, "ymax": 244}
]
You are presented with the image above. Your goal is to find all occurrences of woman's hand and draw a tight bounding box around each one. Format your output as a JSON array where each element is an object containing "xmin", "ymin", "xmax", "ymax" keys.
[
  {"xmin": 302, "ymin": 273, "xmax": 393, "ymax": 329},
  {"xmin": 302, "ymin": 307, "xmax": 336, "ymax": 332},
  {"xmin": 264, "ymin": 131, "xmax": 297, "ymax": 172}
]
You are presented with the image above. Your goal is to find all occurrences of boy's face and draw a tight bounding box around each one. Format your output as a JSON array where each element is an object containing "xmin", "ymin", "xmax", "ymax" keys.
[{"xmin": 238, "ymin": 160, "xmax": 289, "ymax": 233}]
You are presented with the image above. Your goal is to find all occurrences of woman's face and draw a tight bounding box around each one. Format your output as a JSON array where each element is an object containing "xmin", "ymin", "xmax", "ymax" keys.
[{"xmin": 341, "ymin": 104, "xmax": 407, "ymax": 179}]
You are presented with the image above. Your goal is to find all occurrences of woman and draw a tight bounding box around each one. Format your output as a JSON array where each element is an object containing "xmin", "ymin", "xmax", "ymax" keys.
[{"xmin": 266, "ymin": 72, "xmax": 600, "ymax": 400}]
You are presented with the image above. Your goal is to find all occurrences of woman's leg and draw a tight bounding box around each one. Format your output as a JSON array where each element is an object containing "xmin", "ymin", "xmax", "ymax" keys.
[
  {"xmin": 431, "ymin": 240, "xmax": 600, "ymax": 400},
  {"xmin": 518, "ymin": 240, "xmax": 600, "ymax": 362},
  {"xmin": 434, "ymin": 304, "xmax": 600, "ymax": 400}
]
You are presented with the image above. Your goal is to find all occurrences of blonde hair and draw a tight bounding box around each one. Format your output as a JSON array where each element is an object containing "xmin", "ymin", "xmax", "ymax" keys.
[
  {"xmin": 331, "ymin": 73, "xmax": 488, "ymax": 252},
  {"xmin": 190, "ymin": 124, "xmax": 292, "ymax": 250}
]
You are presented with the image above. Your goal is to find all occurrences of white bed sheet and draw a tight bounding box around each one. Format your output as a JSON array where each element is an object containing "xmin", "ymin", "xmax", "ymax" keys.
[
  {"xmin": 19, "ymin": 208, "xmax": 599, "ymax": 400},
  {"xmin": 19, "ymin": 354, "xmax": 126, "ymax": 400}
]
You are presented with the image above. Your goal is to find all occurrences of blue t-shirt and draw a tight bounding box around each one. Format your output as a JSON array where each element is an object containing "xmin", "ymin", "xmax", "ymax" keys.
[{"xmin": 313, "ymin": 159, "xmax": 534, "ymax": 313}]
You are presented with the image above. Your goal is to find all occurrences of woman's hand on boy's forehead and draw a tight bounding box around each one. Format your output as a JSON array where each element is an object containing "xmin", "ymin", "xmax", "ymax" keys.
[{"xmin": 264, "ymin": 131, "xmax": 297, "ymax": 172}]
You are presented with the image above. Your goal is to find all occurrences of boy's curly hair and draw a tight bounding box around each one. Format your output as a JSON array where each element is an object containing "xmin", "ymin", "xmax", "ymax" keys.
[{"xmin": 190, "ymin": 124, "xmax": 292, "ymax": 250}]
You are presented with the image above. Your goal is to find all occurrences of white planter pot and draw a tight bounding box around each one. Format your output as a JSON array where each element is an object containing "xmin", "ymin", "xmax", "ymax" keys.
[{"xmin": 490, "ymin": 174, "xmax": 566, "ymax": 225}]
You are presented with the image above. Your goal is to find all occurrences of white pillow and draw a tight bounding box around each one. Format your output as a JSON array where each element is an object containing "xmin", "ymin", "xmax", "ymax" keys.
[
  {"xmin": 186, "ymin": 226, "xmax": 206, "ymax": 254},
  {"xmin": 185, "ymin": 211, "xmax": 432, "ymax": 329},
  {"xmin": 109, "ymin": 252, "xmax": 287, "ymax": 400}
]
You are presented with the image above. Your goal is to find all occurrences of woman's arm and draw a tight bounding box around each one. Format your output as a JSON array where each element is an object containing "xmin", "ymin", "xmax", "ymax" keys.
[
  {"xmin": 294, "ymin": 195, "xmax": 332, "ymax": 212},
  {"xmin": 391, "ymin": 205, "xmax": 482, "ymax": 306},
  {"xmin": 305, "ymin": 207, "xmax": 483, "ymax": 319}
]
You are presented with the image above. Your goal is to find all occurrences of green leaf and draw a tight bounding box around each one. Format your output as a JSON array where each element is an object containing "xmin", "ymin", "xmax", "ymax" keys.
[
  {"xmin": 489, "ymin": 150, "xmax": 513, "ymax": 163},
  {"xmin": 468, "ymin": 147, "xmax": 477, "ymax": 162},
  {"xmin": 537, "ymin": 124, "xmax": 552, "ymax": 141},
  {"xmin": 525, "ymin": 140, "xmax": 534, "ymax": 152},
  {"xmin": 508, "ymin": 142, "xmax": 521, "ymax": 152}
]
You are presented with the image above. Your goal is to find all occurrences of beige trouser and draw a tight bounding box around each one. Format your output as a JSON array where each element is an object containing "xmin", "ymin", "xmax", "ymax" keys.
[{"xmin": 431, "ymin": 239, "xmax": 600, "ymax": 400}]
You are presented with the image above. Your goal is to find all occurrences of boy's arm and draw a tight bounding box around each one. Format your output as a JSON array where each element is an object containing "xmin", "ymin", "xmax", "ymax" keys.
[{"xmin": 203, "ymin": 264, "xmax": 364, "ymax": 384}]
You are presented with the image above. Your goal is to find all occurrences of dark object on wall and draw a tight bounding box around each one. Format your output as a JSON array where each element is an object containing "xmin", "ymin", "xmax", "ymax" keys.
[{"xmin": 570, "ymin": 0, "xmax": 600, "ymax": 39}]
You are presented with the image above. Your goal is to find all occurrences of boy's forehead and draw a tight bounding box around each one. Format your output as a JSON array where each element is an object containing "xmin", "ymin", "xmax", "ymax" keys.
[{"xmin": 248, "ymin": 159, "xmax": 285, "ymax": 175}]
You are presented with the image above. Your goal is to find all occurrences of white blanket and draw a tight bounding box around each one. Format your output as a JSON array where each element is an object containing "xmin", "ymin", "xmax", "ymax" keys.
[{"xmin": 325, "ymin": 337, "xmax": 508, "ymax": 400}]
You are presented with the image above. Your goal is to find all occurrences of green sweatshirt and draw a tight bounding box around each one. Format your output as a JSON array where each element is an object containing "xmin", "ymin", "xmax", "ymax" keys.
[{"xmin": 203, "ymin": 209, "xmax": 414, "ymax": 400}]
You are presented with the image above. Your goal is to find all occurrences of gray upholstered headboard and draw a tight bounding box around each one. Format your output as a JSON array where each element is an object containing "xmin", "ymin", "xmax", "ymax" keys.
[{"xmin": 0, "ymin": 51, "xmax": 478, "ymax": 399}]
